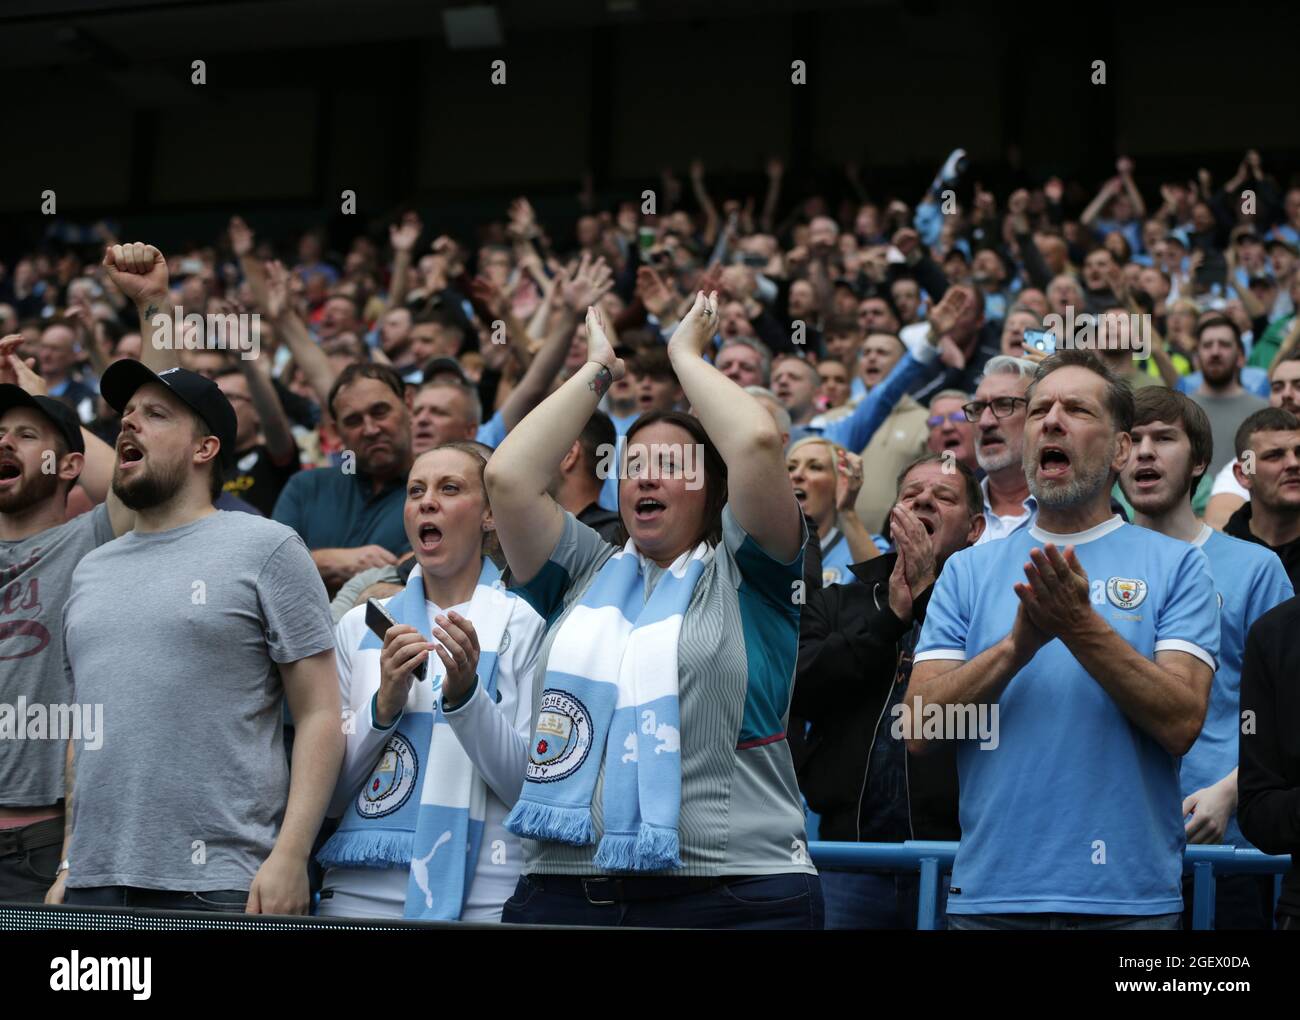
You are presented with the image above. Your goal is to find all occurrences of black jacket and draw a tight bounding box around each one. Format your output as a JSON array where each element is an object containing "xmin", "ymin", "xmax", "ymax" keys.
[
  {"xmin": 577, "ymin": 502, "xmax": 622, "ymax": 545},
  {"xmin": 793, "ymin": 553, "xmax": 959, "ymax": 843},
  {"xmin": 1238, "ymin": 595, "xmax": 1300, "ymax": 918},
  {"xmin": 1225, "ymin": 502, "xmax": 1300, "ymax": 592}
]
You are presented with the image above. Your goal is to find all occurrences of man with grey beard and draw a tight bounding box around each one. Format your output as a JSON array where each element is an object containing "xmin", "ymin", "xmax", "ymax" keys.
[
  {"xmin": 966, "ymin": 356, "xmax": 1036, "ymax": 544},
  {"xmin": 910, "ymin": 350, "xmax": 1218, "ymax": 928}
]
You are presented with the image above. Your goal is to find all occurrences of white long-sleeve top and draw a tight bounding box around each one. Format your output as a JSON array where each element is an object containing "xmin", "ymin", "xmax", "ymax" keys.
[{"xmin": 318, "ymin": 591, "xmax": 545, "ymax": 922}]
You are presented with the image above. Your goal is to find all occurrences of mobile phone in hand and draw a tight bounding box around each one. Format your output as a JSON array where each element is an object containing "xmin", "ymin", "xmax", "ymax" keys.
[
  {"xmin": 1022, "ymin": 328, "xmax": 1056, "ymax": 356},
  {"xmin": 365, "ymin": 598, "xmax": 427, "ymax": 682}
]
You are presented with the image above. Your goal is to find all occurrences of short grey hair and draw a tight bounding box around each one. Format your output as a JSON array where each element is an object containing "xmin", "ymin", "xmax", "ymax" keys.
[
  {"xmin": 719, "ymin": 337, "xmax": 773, "ymax": 384},
  {"xmin": 419, "ymin": 379, "xmax": 482, "ymax": 427},
  {"xmin": 981, "ymin": 355, "xmax": 1037, "ymax": 385},
  {"xmin": 928, "ymin": 389, "xmax": 971, "ymax": 410},
  {"xmin": 744, "ymin": 385, "xmax": 791, "ymax": 436}
]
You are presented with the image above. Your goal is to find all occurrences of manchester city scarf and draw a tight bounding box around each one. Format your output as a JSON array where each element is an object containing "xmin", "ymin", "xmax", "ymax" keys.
[
  {"xmin": 317, "ymin": 558, "xmax": 516, "ymax": 920},
  {"xmin": 504, "ymin": 540, "xmax": 709, "ymax": 871}
]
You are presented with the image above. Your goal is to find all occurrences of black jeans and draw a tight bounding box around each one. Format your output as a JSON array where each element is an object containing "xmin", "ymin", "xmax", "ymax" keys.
[
  {"xmin": 501, "ymin": 873, "xmax": 823, "ymax": 929},
  {"xmin": 1180, "ymin": 873, "xmax": 1274, "ymax": 930},
  {"xmin": 0, "ymin": 821, "xmax": 62, "ymax": 904},
  {"xmin": 65, "ymin": 886, "xmax": 249, "ymax": 913}
]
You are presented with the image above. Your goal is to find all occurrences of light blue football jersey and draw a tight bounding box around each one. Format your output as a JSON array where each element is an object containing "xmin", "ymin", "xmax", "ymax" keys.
[
  {"xmin": 1182, "ymin": 526, "xmax": 1293, "ymax": 846},
  {"xmin": 916, "ymin": 516, "xmax": 1220, "ymax": 915}
]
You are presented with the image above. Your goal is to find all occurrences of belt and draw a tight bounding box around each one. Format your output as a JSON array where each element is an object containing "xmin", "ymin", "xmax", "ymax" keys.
[
  {"xmin": 0, "ymin": 815, "xmax": 64, "ymax": 857},
  {"xmin": 527, "ymin": 874, "xmax": 732, "ymax": 905}
]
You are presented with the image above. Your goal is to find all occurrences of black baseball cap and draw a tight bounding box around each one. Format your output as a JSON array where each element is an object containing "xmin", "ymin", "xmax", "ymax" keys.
[
  {"xmin": 421, "ymin": 356, "xmax": 468, "ymax": 385},
  {"xmin": 100, "ymin": 362, "xmax": 238, "ymax": 468},
  {"xmin": 0, "ymin": 385, "xmax": 85, "ymax": 455}
]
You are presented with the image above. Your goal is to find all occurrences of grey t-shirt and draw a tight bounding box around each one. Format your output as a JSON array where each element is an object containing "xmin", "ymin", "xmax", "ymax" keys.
[
  {"xmin": 63, "ymin": 511, "xmax": 335, "ymax": 892},
  {"xmin": 1192, "ymin": 391, "xmax": 1268, "ymax": 477},
  {"xmin": 0, "ymin": 504, "xmax": 114, "ymax": 806}
]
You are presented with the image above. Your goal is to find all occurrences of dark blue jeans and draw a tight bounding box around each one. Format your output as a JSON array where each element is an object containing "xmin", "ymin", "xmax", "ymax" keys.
[
  {"xmin": 65, "ymin": 886, "xmax": 249, "ymax": 913},
  {"xmin": 820, "ymin": 869, "xmax": 950, "ymax": 929},
  {"xmin": 501, "ymin": 873, "xmax": 823, "ymax": 929}
]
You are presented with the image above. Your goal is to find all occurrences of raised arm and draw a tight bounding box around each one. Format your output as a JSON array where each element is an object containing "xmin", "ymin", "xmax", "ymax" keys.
[
  {"xmin": 668, "ymin": 291, "xmax": 800, "ymax": 561},
  {"xmin": 688, "ymin": 160, "xmax": 721, "ymax": 247},
  {"xmin": 263, "ymin": 260, "xmax": 337, "ymax": 409},
  {"xmin": 102, "ymin": 242, "xmax": 181, "ymax": 374},
  {"xmin": 386, "ymin": 213, "xmax": 422, "ymax": 310},
  {"xmin": 484, "ymin": 308, "xmax": 625, "ymax": 585},
  {"xmin": 496, "ymin": 260, "xmax": 597, "ymax": 433},
  {"xmin": 239, "ymin": 350, "xmax": 298, "ymax": 466}
]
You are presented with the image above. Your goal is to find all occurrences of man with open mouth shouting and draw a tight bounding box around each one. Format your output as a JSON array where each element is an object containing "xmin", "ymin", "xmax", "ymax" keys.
[
  {"xmin": 45, "ymin": 242, "xmax": 344, "ymax": 917},
  {"xmin": 908, "ymin": 349, "xmax": 1220, "ymax": 930}
]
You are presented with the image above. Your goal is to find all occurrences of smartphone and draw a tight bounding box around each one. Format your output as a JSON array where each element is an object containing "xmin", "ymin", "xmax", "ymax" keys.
[
  {"xmin": 365, "ymin": 598, "xmax": 427, "ymax": 682},
  {"xmin": 638, "ymin": 226, "xmax": 656, "ymax": 253},
  {"xmin": 1022, "ymin": 328, "xmax": 1056, "ymax": 356}
]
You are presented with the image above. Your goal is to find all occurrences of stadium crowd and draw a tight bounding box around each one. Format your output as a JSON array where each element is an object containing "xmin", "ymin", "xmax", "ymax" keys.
[{"xmin": 1, "ymin": 147, "xmax": 1299, "ymax": 930}]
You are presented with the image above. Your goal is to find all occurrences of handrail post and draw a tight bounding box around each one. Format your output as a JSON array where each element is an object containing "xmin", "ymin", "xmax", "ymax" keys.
[
  {"xmin": 916, "ymin": 856, "xmax": 940, "ymax": 931},
  {"xmin": 1191, "ymin": 861, "xmax": 1215, "ymax": 931}
]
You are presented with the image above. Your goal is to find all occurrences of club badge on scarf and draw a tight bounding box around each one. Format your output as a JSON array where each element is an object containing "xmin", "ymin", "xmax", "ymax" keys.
[
  {"xmin": 504, "ymin": 540, "xmax": 709, "ymax": 871},
  {"xmin": 317, "ymin": 558, "xmax": 516, "ymax": 920}
]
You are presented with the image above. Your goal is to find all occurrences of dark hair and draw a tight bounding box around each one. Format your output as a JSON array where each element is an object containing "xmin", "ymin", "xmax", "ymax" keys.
[
  {"xmin": 824, "ymin": 314, "xmax": 862, "ymax": 339},
  {"xmin": 189, "ymin": 415, "xmax": 226, "ymax": 503},
  {"xmin": 1272, "ymin": 347, "xmax": 1300, "ymax": 377},
  {"xmin": 895, "ymin": 452, "xmax": 982, "ymax": 518},
  {"xmin": 1131, "ymin": 387, "xmax": 1214, "ymax": 500},
  {"xmin": 614, "ymin": 410, "xmax": 728, "ymax": 549},
  {"xmin": 327, "ymin": 362, "xmax": 406, "ymax": 419},
  {"xmin": 630, "ymin": 346, "xmax": 679, "ymax": 386},
  {"xmin": 1195, "ymin": 315, "xmax": 1243, "ymax": 353},
  {"xmin": 1234, "ymin": 407, "xmax": 1300, "ymax": 459},
  {"xmin": 578, "ymin": 411, "xmax": 616, "ymax": 485},
  {"xmin": 859, "ymin": 291, "xmax": 902, "ymax": 324},
  {"xmin": 1028, "ymin": 349, "xmax": 1134, "ymax": 434}
]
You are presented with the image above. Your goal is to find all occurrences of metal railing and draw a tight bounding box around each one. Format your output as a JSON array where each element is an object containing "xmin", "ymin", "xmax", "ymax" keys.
[{"xmin": 809, "ymin": 840, "xmax": 1292, "ymax": 930}]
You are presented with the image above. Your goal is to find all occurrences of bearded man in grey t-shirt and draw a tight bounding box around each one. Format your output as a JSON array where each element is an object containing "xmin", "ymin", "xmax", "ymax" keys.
[{"xmin": 49, "ymin": 342, "xmax": 343, "ymax": 914}]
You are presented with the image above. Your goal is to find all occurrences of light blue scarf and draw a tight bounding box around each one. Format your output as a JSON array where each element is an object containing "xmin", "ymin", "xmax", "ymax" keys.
[
  {"xmin": 504, "ymin": 540, "xmax": 709, "ymax": 871},
  {"xmin": 317, "ymin": 558, "xmax": 516, "ymax": 919}
]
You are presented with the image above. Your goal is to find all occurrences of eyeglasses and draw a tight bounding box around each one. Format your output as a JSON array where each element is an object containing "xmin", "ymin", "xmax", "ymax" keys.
[
  {"xmin": 961, "ymin": 396, "xmax": 1028, "ymax": 422},
  {"xmin": 926, "ymin": 412, "xmax": 967, "ymax": 428}
]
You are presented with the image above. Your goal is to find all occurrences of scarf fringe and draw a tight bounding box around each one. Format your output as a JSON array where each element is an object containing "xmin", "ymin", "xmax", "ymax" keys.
[
  {"xmin": 593, "ymin": 832, "xmax": 639, "ymax": 871},
  {"xmin": 504, "ymin": 800, "xmax": 594, "ymax": 846},
  {"xmin": 317, "ymin": 828, "xmax": 414, "ymax": 870},
  {"xmin": 634, "ymin": 823, "xmax": 682, "ymax": 871}
]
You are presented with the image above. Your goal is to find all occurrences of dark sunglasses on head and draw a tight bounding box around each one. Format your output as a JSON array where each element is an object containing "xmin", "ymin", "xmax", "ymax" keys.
[{"xmin": 961, "ymin": 396, "xmax": 1028, "ymax": 422}]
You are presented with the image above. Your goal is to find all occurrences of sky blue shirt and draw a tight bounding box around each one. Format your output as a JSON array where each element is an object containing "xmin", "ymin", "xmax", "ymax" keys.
[
  {"xmin": 597, "ymin": 412, "xmax": 640, "ymax": 512},
  {"xmin": 790, "ymin": 344, "xmax": 939, "ymax": 452},
  {"xmin": 1183, "ymin": 526, "xmax": 1294, "ymax": 846},
  {"xmin": 916, "ymin": 516, "xmax": 1220, "ymax": 915},
  {"xmin": 476, "ymin": 409, "xmax": 507, "ymax": 449}
]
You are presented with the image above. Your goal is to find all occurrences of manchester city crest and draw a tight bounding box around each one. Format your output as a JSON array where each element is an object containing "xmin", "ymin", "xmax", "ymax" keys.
[
  {"xmin": 1105, "ymin": 576, "xmax": 1148, "ymax": 610},
  {"xmin": 526, "ymin": 689, "xmax": 593, "ymax": 783},
  {"xmin": 356, "ymin": 732, "xmax": 418, "ymax": 818}
]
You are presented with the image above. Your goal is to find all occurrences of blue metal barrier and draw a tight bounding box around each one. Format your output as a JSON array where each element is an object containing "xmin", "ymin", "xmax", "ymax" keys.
[{"xmin": 809, "ymin": 841, "xmax": 1292, "ymax": 930}]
